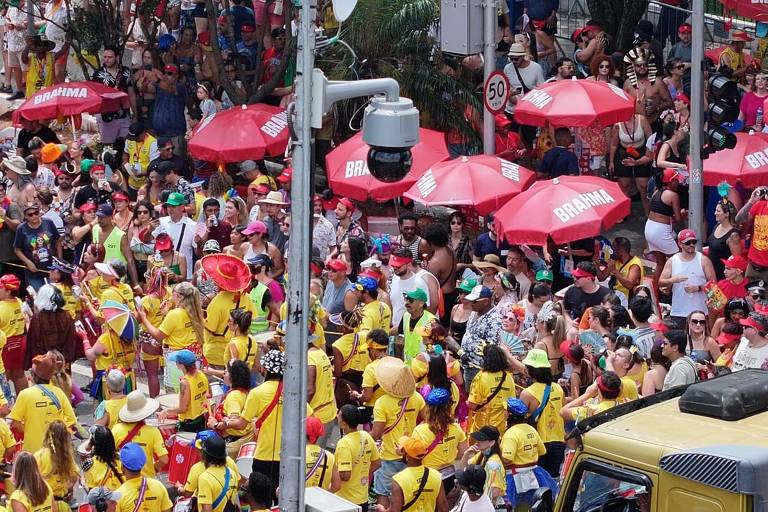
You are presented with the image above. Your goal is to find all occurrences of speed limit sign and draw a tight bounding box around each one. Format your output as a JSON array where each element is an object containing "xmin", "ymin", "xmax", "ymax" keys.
[{"xmin": 483, "ymin": 71, "xmax": 510, "ymax": 114}]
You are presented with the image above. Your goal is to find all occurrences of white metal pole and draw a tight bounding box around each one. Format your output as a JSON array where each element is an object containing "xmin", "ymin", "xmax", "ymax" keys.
[
  {"xmin": 689, "ymin": 0, "xmax": 704, "ymax": 242},
  {"xmin": 483, "ymin": 0, "xmax": 496, "ymax": 154},
  {"xmin": 279, "ymin": 0, "xmax": 315, "ymax": 509}
]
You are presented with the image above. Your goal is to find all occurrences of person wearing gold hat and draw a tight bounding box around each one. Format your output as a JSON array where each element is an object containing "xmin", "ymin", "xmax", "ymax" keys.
[
  {"xmin": 111, "ymin": 390, "xmax": 168, "ymax": 478},
  {"xmin": 0, "ymin": 273, "xmax": 26, "ymax": 394},
  {"xmin": 370, "ymin": 356, "xmax": 425, "ymax": 508},
  {"xmin": 8, "ymin": 354, "xmax": 77, "ymax": 453},
  {"xmin": 720, "ymin": 29, "xmax": 754, "ymax": 79},
  {"xmin": 350, "ymin": 329, "xmax": 390, "ymax": 417},
  {"xmin": 376, "ymin": 435, "xmax": 448, "ymax": 512}
]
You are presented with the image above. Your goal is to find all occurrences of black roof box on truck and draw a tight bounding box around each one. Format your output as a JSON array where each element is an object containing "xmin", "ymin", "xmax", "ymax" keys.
[{"xmin": 679, "ymin": 369, "xmax": 768, "ymax": 421}]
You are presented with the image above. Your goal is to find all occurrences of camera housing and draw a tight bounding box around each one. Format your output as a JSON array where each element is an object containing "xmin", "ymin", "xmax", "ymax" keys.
[{"xmin": 362, "ymin": 96, "xmax": 420, "ymax": 183}]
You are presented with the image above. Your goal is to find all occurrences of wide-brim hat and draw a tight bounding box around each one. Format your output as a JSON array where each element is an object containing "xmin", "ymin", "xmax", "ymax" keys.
[
  {"xmin": 374, "ymin": 356, "xmax": 416, "ymax": 398},
  {"xmin": 258, "ymin": 191, "xmax": 288, "ymax": 206},
  {"xmin": 2, "ymin": 156, "xmax": 28, "ymax": 175},
  {"xmin": 507, "ymin": 42, "xmax": 527, "ymax": 57},
  {"xmin": 119, "ymin": 390, "xmax": 160, "ymax": 423},
  {"xmin": 201, "ymin": 254, "xmax": 251, "ymax": 292},
  {"xmin": 731, "ymin": 29, "xmax": 753, "ymax": 42},
  {"xmin": 28, "ymin": 35, "xmax": 55, "ymax": 52},
  {"xmin": 475, "ymin": 254, "xmax": 505, "ymax": 272}
]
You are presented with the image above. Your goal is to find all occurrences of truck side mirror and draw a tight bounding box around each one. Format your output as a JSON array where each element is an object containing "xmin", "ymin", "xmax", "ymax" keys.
[{"xmin": 530, "ymin": 487, "xmax": 553, "ymax": 512}]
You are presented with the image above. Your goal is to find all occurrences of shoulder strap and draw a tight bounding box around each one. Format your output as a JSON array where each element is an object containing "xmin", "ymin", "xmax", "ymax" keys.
[
  {"xmin": 339, "ymin": 334, "xmax": 360, "ymax": 367},
  {"xmin": 305, "ymin": 449, "xmax": 326, "ymax": 482},
  {"xmin": 176, "ymin": 222, "xmax": 187, "ymax": 252},
  {"xmin": 423, "ymin": 430, "xmax": 445, "ymax": 457},
  {"xmin": 118, "ymin": 421, "xmax": 145, "ymax": 449},
  {"xmin": 382, "ymin": 397, "xmax": 409, "ymax": 435},
  {"xmin": 36, "ymin": 384, "xmax": 61, "ymax": 410},
  {"xmin": 512, "ymin": 64, "xmax": 531, "ymax": 94},
  {"xmin": 530, "ymin": 384, "xmax": 552, "ymax": 424},
  {"xmin": 212, "ymin": 468, "xmax": 231, "ymax": 510},
  {"xmin": 475, "ymin": 371, "xmax": 507, "ymax": 412},
  {"xmin": 402, "ymin": 467, "xmax": 430, "ymax": 511},
  {"xmin": 132, "ymin": 478, "xmax": 148, "ymax": 512},
  {"xmin": 254, "ymin": 381, "xmax": 283, "ymax": 429},
  {"xmin": 244, "ymin": 335, "xmax": 254, "ymax": 363}
]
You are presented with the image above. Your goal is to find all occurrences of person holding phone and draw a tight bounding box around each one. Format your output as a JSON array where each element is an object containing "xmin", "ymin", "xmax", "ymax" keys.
[
  {"xmin": 736, "ymin": 186, "xmax": 768, "ymax": 282},
  {"xmin": 503, "ymin": 43, "xmax": 545, "ymax": 148}
]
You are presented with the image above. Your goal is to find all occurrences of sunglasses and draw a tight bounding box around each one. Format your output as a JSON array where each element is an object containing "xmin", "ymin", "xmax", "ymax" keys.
[
  {"xmin": 25, "ymin": 211, "xmax": 40, "ymax": 217},
  {"xmin": 634, "ymin": 62, "xmax": 647, "ymax": 67},
  {"xmin": 138, "ymin": 210, "xmax": 151, "ymax": 215},
  {"xmin": 682, "ymin": 240, "xmax": 698, "ymax": 246},
  {"xmin": 674, "ymin": 64, "xmax": 685, "ymax": 70},
  {"xmin": 599, "ymin": 64, "xmax": 610, "ymax": 69},
  {"xmin": 690, "ymin": 319, "xmax": 706, "ymax": 325},
  {"xmin": 450, "ymin": 220, "xmax": 463, "ymax": 225},
  {"xmin": 164, "ymin": 71, "xmax": 175, "ymax": 76}
]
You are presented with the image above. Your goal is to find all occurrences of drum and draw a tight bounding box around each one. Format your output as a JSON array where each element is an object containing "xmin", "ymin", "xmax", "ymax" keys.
[
  {"xmin": 168, "ymin": 432, "xmax": 200, "ymax": 485},
  {"xmin": 146, "ymin": 417, "xmax": 178, "ymax": 448},
  {"xmin": 236, "ymin": 442, "xmax": 257, "ymax": 478},
  {"xmin": 253, "ymin": 330, "xmax": 276, "ymax": 347},
  {"xmin": 209, "ymin": 379, "xmax": 226, "ymax": 406},
  {"xmin": 157, "ymin": 393, "xmax": 180, "ymax": 410}
]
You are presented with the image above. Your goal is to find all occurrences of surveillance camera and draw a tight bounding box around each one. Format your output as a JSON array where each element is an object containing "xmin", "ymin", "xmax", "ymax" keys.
[{"xmin": 363, "ymin": 96, "xmax": 420, "ymax": 183}]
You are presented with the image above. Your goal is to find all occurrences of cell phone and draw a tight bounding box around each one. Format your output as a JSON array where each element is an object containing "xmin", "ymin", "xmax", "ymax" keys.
[
  {"xmin": 74, "ymin": 320, "xmax": 86, "ymax": 334},
  {"xmin": 134, "ymin": 297, "xmax": 142, "ymax": 310},
  {"xmin": 98, "ymin": 179, "xmax": 107, "ymax": 189},
  {"xmin": 143, "ymin": 64, "xmax": 153, "ymax": 71}
]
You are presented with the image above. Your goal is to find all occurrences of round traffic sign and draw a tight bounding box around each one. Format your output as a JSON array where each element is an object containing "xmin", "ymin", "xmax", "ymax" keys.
[{"xmin": 483, "ymin": 71, "xmax": 510, "ymax": 114}]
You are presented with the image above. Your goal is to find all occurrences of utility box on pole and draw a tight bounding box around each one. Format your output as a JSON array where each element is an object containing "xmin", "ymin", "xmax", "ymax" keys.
[{"xmin": 440, "ymin": 0, "xmax": 484, "ymax": 55}]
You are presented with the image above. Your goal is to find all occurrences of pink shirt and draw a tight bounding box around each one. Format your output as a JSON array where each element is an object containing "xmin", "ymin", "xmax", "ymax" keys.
[{"xmin": 739, "ymin": 92, "xmax": 768, "ymax": 127}]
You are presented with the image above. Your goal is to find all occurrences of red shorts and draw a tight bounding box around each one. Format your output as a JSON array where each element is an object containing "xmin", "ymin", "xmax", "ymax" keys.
[{"xmin": 2, "ymin": 335, "xmax": 25, "ymax": 371}]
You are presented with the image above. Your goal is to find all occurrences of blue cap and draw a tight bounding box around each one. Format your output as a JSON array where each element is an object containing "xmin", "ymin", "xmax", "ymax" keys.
[
  {"xmin": 169, "ymin": 349, "xmax": 196, "ymax": 365},
  {"xmin": 355, "ymin": 275, "xmax": 378, "ymax": 292},
  {"xmin": 120, "ymin": 442, "xmax": 146, "ymax": 471},
  {"xmin": 507, "ymin": 398, "xmax": 528, "ymax": 417},
  {"xmin": 96, "ymin": 203, "xmax": 114, "ymax": 217},
  {"xmin": 425, "ymin": 387, "xmax": 451, "ymax": 407}
]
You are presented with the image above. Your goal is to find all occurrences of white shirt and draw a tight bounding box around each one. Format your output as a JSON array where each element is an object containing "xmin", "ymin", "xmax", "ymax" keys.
[
  {"xmin": 153, "ymin": 215, "xmax": 197, "ymax": 279},
  {"xmin": 42, "ymin": 209, "xmax": 64, "ymax": 237},
  {"xmin": 44, "ymin": 1, "xmax": 69, "ymax": 53},
  {"xmin": 731, "ymin": 337, "xmax": 768, "ymax": 372},
  {"xmin": 662, "ymin": 356, "xmax": 697, "ymax": 390},
  {"xmin": 451, "ymin": 493, "xmax": 495, "ymax": 512},
  {"xmin": 389, "ymin": 273, "xmax": 430, "ymax": 328},
  {"xmin": 503, "ymin": 60, "xmax": 545, "ymax": 114}
]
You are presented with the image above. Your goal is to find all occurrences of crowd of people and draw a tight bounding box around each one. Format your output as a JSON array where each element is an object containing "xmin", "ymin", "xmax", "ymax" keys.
[{"xmin": 0, "ymin": 2, "xmax": 765, "ymax": 512}]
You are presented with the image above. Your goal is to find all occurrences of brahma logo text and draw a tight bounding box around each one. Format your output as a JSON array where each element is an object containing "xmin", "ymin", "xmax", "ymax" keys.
[
  {"xmin": 523, "ymin": 89, "xmax": 553, "ymax": 110},
  {"xmin": 261, "ymin": 111, "xmax": 288, "ymax": 137},
  {"xmin": 500, "ymin": 160, "xmax": 520, "ymax": 181},
  {"xmin": 416, "ymin": 170, "xmax": 437, "ymax": 197},
  {"xmin": 745, "ymin": 150, "xmax": 768, "ymax": 169},
  {"xmin": 553, "ymin": 189, "xmax": 616, "ymax": 223},
  {"xmin": 33, "ymin": 87, "xmax": 88, "ymax": 104},
  {"xmin": 345, "ymin": 160, "xmax": 370, "ymax": 178}
]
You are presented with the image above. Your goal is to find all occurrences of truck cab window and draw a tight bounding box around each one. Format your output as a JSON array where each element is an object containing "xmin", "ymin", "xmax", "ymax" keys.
[{"xmin": 568, "ymin": 462, "xmax": 651, "ymax": 512}]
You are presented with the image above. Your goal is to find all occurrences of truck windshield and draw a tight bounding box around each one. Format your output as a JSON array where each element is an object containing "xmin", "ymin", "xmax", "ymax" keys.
[{"xmin": 573, "ymin": 468, "xmax": 650, "ymax": 512}]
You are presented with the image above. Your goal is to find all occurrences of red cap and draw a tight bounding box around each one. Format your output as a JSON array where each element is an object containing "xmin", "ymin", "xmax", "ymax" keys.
[
  {"xmin": 495, "ymin": 114, "xmax": 512, "ymax": 129},
  {"xmin": 389, "ymin": 254, "xmax": 414, "ymax": 268},
  {"xmin": 583, "ymin": 24, "xmax": 601, "ymax": 34},
  {"xmin": 571, "ymin": 28, "xmax": 585, "ymax": 43},
  {"xmin": 722, "ymin": 254, "xmax": 748, "ymax": 272},
  {"xmin": 571, "ymin": 267, "xmax": 596, "ymax": 279},
  {"xmin": 277, "ymin": 167, "xmax": 292, "ymax": 183},
  {"xmin": 91, "ymin": 164, "xmax": 105, "ymax": 173},
  {"xmin": 321, "ymin": 195, "xmax": 339, "ymax": 211},
  {"xmin": 360, "ymin": 267, "xmax": 383, "ymax": 280},
  {"xmin": 740, "ymin": 317, "xmax": 764, "ymax": 330},
  {"xmin": 241, "ymin": 24, "xmax": 256, "ymax": 33},
  {"xmin": 0, "ymin": 274, "xmax": 20, "ymax": 291},
  {"xmin": 677, "ymin": 229, "xmax": 697, "ymax": 244},
  {"xmin": 326, "ymin": 259, "xmax": 347, "ymax": 272},
  {"xmin": 678, "ymin": 23, "xmax": 692, "ymax": 34},
  {"xmin": 650, "ymin": 321, "xmax": 669, "ymax": 333},
  {"xmin": 532, "ymin": 20, "xmax": 547, "ymax": 30},
  {"xmin": 155, "ymin": 233, "xmax": 173, "ymax": 252},
  {"xmin": 338, "ymin": 197, "xmax": 355, "ymax": 213},
  {"xmin": 662, "ymin": 167, "xmax": 682, "ymax": 184},
  {"xmin": 249, "ymin": 184, "xmax": 270, "ymax": 195},
  {"xmin": 559, "ymin": 340, "xmax": 579, "ymax": 365},
  {"xmin": 79, "ymin": 202, "xmax": 97, "ymax": 213},
  {"xmin": 112, "ymin": 191, "xmax": 129, "ymax": 202},
  {"xmin": 717, "ymin": 331, "xmax": 741, "ymax": 345},
  {"xmin": 675, "ymin": 92, "xmax": 690, "ymax": 105},
  {"xmin": 163, "ymin": 64, "xmax": 178, "ymax": 74}
]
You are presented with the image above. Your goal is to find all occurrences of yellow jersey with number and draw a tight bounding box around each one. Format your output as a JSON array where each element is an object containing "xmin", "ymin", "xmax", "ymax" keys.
[{"xmin": 179, "ymin": 370, "xmax": 209, "ymax": 421}]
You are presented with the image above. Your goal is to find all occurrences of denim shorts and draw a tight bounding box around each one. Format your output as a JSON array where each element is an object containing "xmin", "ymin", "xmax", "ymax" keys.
[{"xmin": 373, "ymin": 459, "xmax": 406, "ymax": 497}]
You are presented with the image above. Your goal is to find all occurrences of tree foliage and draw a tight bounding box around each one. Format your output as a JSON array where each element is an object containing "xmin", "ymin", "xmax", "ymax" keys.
[{"xmin": 586, "ymin": 0, "xmax": 651, "ymax": 52}]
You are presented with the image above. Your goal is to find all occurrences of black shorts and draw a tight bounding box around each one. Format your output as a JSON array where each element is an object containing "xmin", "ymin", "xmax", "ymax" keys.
[{"xmin": 613, "ymin": 146, "xmax": 654, "ymax": 178}]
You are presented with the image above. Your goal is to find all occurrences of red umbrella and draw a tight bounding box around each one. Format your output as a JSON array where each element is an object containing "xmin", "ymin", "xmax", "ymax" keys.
[
  {"xmin": 326, "ymin": 128, "xmax": 449, "ymax": 202},
  {"xmin": 718, "ymin": 0, "xmax": 768, "ymax": 20},
  {"xmin": 494, "ymin": 176, "xmax": 630, "ymax": 245},
  {"xmin": 703, "ymin": 131, "xmax": 768, "ymax": 187},
  {"xmin": 513, "ymin": 79, "xmax": 635, "ymax": 128},
  {"xmin": 188, "ymin": 104, "xmax": 289, "ymax": 162},
  {"xmin": 13, "ymin": 82, "xmax": 130, "ymax": 123},
  {"xmin": 402, "ymin": 155, "xmax": 535, "ymax": 215}
]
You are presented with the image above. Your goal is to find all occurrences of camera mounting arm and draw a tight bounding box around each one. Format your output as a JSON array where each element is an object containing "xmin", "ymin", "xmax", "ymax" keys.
[{"xmin": 310, "ymin": 68, "xmax": 400, "ymax": 128}]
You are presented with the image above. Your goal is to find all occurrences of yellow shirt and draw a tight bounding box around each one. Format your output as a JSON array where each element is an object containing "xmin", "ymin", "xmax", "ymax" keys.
[
  {"xmin": 468, "ymin": 370, "xmax": 515, "ymax": 436},
  {"xmin": 373, "ymin": 391, "xmax": 425, "ymax": 461},
  {"xmin": 227, "ymin": 335, "xmax": 258, "ymax": 368},
  {"xmin": 34, "ymin": 447, "xmax": 77, "ymax": 498},
  {"xmin": 571, "ymin": 398, "xmax": 622, "ymax": 424},
  {"xmin": 524, "ymin": 382, "xmax": 566, "ymax": 443},
  {"xmin": 54, "ymin": 283, "xmax": 80, "ymax": 319},
  {"xmin": 196, "ymin": 465, "xmax": 239, "ymax": 512},
  {"xmin": 334, "ymin": 430, "xmax": 380, "ymax": 504},
  {"xmin": 8, "ymin": 384, "xmax": 76, "ymax": 453},
  {"xmin": 112, "ymin": 476, "xmax": 172, "ymax": 512},
  {"xmin": 102, "ymin": 284, "xmax": 136, "ymax": 311},
  {"xmin": 469, "ymin": 452, "xmax": 506, "ymax": 499},
  {"xmin": 204, "ymin": 291, "xmax": 257, "ymax": 367},
  {"xmin": 500, "ymin": 423, "xmax": 546, "ymax": 466},
  {"xmin": 612, "ymin": 256, "xmax": 645, "ymax": 299},
  {"xmin": 158, "ymin": 308, "xmax": 197, "ymax": 350},
  {"xmin": 83, "ymin": 457, "xmax": 124, "ymax": 491},
  {"xmin": 88, "ymin": 276, "xmax": 111, "ymax": 300},
  {"xmin": 392, "ymin": 466, "xmax": 442, "ymax": 512},
  {"xmin": 111, "ymin": 422, "xmax": 168, "ymax": 478},
  {"xmin": 10, "ymin": 485, "xmax": 53, "ymax": 512},
  {"xmin": 411, "ymin": 356, "xmax": 461, "ymax": 386},
  {"xmin": 95, "ymin": 330, "xmax": 136, "ymax": 371},
  {"xmin": 221, "ymin": 389, "xmax": 251, "ymax": 438},
  {"xmin": 241, "ymin": 380, "xmax": 313, "ymax": 462},
  {"xmin": 361, "ymin": 358, "xmax": 386, "ymax": 407},
  {"xmin": 179, "ymin": 370, "xmax": 209, "ymax": 421},
  {"xmin": 0, "ymin": 297, "xmax": 24, "ymax": 337},
  {"xmin": 305, "ymin": 444, "xmax": 335, "ymax": 490},
  {"xmin": 332, "ymin": 333, "xmax": 370, "ymax": 373},
  {"xmin": 0, "ymin": 420, "xmax": 15, "ymax": 462},
  {"xmin": 359, "ymin": 300, "xmax": 391, "ymax": 336},
  {"xmin": 25, "ymin": 53, "xmax": 54, "ymax": 98},
  {"xmin": 98, "ymin": 396, "xmax": 128, "ymax": 430},
  {"xmin": 183, "ymin": 458, "xmax": 238, "ymax": 494},
  {"xmin": 619, "ymin": 377, "xmax": 639, "ymax": 402},
  {"xmin": 307, "ymin": 347, "xmax": 337, "ymax": 423},
  {"xmin": 412, "ymin": 423, "xmax": 466, "ymax": 469}
]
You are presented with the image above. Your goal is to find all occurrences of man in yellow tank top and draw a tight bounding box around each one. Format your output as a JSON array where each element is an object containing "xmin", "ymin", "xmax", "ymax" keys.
[
  {"xmin": 380, "ymin": 435, "xmax": 447, "ymax": 512},
  {"xmin": 159, "ymin": 349, "xmax": 209, "ymax": 432},
  {"xmin": 92, "ymin": 204, "xmax": 138, "ymax": 286},
  {"xmin": 720, "ymin": 29, "xmax": 752, "ymax": 78},
  {"xmin": 122, "ymin": 122, "xmax": 159, "ymax": 195},
  {"xmin": 595, "ymin": 237, "xmax": 644, "ymax": 300},
  {"xmin": 21, "ymin": 35, "xmax": 63, "ymax": 98}
]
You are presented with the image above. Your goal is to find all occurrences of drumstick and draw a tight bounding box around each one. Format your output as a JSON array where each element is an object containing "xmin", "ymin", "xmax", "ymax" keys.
[{"xmin": 3, "ymin": 262, "xmax": 50, "ymax": 274}]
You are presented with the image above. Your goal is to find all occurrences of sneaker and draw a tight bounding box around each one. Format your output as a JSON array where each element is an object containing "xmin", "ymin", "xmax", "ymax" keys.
[
  {"xmin": 7, "ymin": 91, "xmax": 24, "ymax": 100},
  {"xmin": 0, "ymin": 86, "xmax": 10, "ymax": 94}
]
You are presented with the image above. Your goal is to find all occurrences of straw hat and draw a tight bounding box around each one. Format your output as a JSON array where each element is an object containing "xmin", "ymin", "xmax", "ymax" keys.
[
  {"xmin": 374, "ymin": 356, "xmax": 416, "ymax": 398},
  {"xmin": 119, "ymin": 390, "xmax": 160, "ymax": 423},
  {"xmin": 258, "ymin": 191, "xmax": 288, "ymax": 206},
  {"xmin": 474, "ymin": 254, "xmax": 506, "ymax": 273},
  {"xmin": 200, "ymin": 254, "xmax": 251, "ymax": 292}
]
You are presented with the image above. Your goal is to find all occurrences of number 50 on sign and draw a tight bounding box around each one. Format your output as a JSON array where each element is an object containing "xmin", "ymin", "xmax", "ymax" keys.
[{"xmin": 484, "ymin": 71, "xmax": 510, "ymax": 114}]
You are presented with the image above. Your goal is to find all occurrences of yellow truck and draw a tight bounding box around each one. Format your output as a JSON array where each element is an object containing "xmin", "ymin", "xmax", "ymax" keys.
[{"xmin": 531, "ymin": 369, "xmax": 768, "ymax": 512}]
